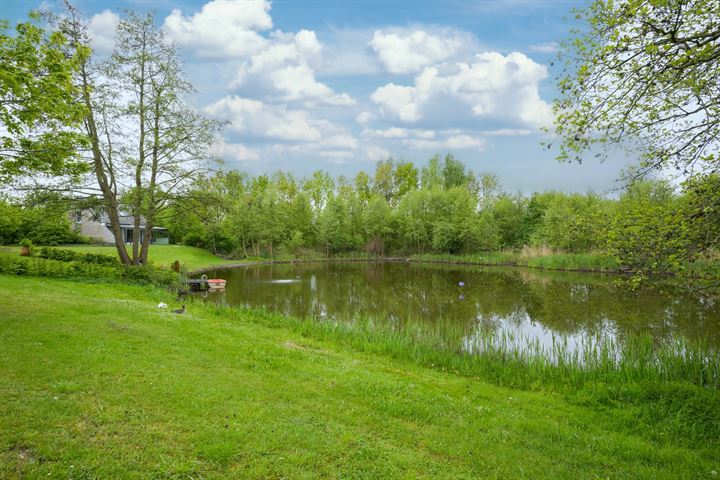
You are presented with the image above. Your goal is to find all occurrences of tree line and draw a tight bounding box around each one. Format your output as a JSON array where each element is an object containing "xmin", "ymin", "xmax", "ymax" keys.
[
  {"xmin": 159, "ymin": 155, "xmax": 720, "ymax": 277},
  {"xmin": 1, "ymin": 0, "xmax": 717, "ymax": 276}
]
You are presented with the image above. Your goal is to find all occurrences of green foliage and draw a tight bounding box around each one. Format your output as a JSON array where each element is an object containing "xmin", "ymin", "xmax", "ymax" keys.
[
  {"xmin": 607, "ymin": 180, "xmax": 685, "ymax": 276},
  {"xmin": 119, "ymin": 264, "xmax": 179, "ymax": 288},
  {"xmin": 492, "ymin": 195, "xmax": 528, "ymax": 248},
  {"xmin": 530, "ymin": 193, "xmax": 612, "ymax": 252},
  {"xmin": 0, "ymin": 199, "xmax": 22, "ymax": 243},
  {"xmin": 607, "ymin": 176, "xmax": 720, "ymax": 279},
  {"xmin": 156, "ymin": 156, "xmax": 718, "ymax": 277},
  {"xmin": 554, "ymin": 0, "xmax": 720, "ymax": 177},
  {"xmin": 318, "ymin": 195, "xmax": 360, "ymax": 253},
  {"xmin": 441, "ymin": 153, "xmax": 469, "ymax": 189},
  {"xmin": 0, "ymin": 249, "xmax": 177, "ymax": 288},
  {"xmin": 37, "ymin": 247, "xmax": 119, "ymax": 266},
  {"xmin": 431, "ymin": 187, "xmax": 489, "ymax": 253},
  {"xmin": 0, "ymin": 198, "xmax": 79, "ymax": 245},
  {"xmin": 0, "ymin": 14, "xmax": 87, "ymax": 180},
  {"xmin": 362, "ymin": 195, "xmax": 393, "ymax": 254}
]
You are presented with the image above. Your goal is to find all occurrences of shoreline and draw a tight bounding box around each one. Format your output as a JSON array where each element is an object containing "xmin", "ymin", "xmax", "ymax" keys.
[{"xmin": 189, "ymin": 256, "xmax": 624, "ymax": 276}]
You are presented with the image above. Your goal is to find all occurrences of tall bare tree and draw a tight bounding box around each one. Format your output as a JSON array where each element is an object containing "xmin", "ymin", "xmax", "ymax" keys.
[
  {"xmin": 111, "ymin": 12, "xmax": 221, "ymax": 264},
  {"xmin": 57, "ymin": 4, "xmax": 221, "ymax": 265}
]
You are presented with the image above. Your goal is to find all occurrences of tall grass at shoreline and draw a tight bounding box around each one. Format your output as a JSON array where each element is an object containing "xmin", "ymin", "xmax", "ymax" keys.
[
  {"xmin": 213, "ymin": 303, "xmax": 719, "ymax": 390},
  {"xmin": 197, "ymin": 301, "xmax": 720, "ymax": 442}
]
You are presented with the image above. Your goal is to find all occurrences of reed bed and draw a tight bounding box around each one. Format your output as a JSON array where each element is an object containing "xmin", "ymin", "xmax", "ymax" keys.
[
  {"xmin": 201, "ymin": 300, "xmax": 719, "ymax": 391},
  {"xmin": 410, "ymin": 250, "xmax": 621, "ymax": 272}
]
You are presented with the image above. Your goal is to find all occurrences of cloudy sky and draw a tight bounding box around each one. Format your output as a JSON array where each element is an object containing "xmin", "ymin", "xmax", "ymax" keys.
[{"xmin": 4, "ymin": 0, "xmax": 634, "ymax": 192}]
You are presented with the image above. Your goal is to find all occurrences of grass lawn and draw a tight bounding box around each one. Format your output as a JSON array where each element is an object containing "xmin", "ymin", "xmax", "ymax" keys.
[
  {"xmin": 0, "ymin": 275, "xmax": 716, "ymax": 478},
  {"xmin": 0, "ymin": 244, "xmax": 240, "ymax": 272}
]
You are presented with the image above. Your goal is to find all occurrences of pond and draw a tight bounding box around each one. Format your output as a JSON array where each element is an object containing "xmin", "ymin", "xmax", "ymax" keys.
[{"xmin": 196, "ymin": 261, "xmax": 720, "ymax": 358}]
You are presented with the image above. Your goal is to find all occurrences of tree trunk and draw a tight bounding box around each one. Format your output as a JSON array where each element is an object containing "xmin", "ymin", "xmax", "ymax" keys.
[
  {"xmin": 132, "ymin": 32, "xmax": 148, "ymax": 266},
  {"xmin": 139, "ymin": 221, "xmax": 152, "ymax": 264},
  {"xmin": 132, "ymin": 215, "xmax": 141, "ymax": 264},
  {"xmin": 78, "ymin": 62, "xmax": 131, "ymax": 266}
]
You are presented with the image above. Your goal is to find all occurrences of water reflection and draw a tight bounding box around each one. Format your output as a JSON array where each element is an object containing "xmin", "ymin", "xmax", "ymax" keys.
[{"xmin": 198, "ymin": 262, "xmax": 720, "ymax": 353}]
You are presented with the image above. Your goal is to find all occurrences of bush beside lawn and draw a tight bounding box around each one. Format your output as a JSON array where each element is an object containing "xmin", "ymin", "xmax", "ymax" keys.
[{"xmin": 0, "ymin": 244, "xmax": 241, "ymax": 272}]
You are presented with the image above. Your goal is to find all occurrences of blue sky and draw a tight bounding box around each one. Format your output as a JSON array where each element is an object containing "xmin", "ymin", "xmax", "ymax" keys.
[{"xmin": 2, "ymin": 0, "xmax": 635, "ymax": 192}]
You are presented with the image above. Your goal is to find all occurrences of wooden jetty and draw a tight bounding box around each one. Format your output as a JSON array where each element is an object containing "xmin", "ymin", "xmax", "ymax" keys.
[
  {"xmin": 186, "ymin": 278, "xmax": 209, "ymax": 291},
  {"xmin": 186, "ymin": 275, "xmax": 227, "ymax": 291}
]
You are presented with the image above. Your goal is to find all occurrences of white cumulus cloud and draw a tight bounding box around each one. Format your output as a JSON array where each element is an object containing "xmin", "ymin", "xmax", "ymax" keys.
[
  {"xmin": 363, "ymin": 127, "xmax": 435, "ymax": 139},
  {"xmin": 443, "ymin": 135, "xmax": 485, "ymax": 149},
  {"xmin": 164, "ymin": 3, "xmax": 353, "ymax": 107},
  {"xmin": 363, "ymin": 145, "xmax": 391, "ymax": 161},
  {"xmin": 268, "ymin": 64, "xmax": 355, "ymax": 105},
  {"xmin": 370, "ymin": 51, "xmax": 552, "ymax": 129},
  {"xmin": 370, "ymin": 83, "xmax": 422, "ymax": 122},
  {"xmin": 369, "ymin": 29, "xmax": 473, "ymax": 74},
  {"xmin": 206, "ymin": 95, "xmax": 322, "ymax": 142},
  {"xmin": 163, "ymin": 0, "xmax": 272, "ymax": 58},
  {"xmin": 356, "ymin": 111, "xmax": 373, "ymax": 125},
  {"xmin": 211, "ymin": 139, "xmax": 260, "ymax": 163},
  {"xmin": 88, "ymin": 10, "xmax": 119, "ymax": 54}
]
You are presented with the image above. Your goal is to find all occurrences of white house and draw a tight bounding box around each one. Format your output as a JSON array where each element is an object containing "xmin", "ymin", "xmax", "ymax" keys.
[{"xmin": 74, "ymin": 211, "xmax": 169, "ymax": 245}]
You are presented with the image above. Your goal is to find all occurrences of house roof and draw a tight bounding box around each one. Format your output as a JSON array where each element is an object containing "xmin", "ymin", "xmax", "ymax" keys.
[{"xmin": 97, "ymin": 212, "xmax": 165, "ymax": 230}]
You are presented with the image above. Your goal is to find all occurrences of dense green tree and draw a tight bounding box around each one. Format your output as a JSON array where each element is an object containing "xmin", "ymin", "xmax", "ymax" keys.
[
  {"xmin": 153, "ymin": 154, "xmax": 716, "ymax": 276},
  {"xmin": 432, "ymin": 187, "xmax": 487, "ymax": 253},
  {"xmin": 287, "ymin": 192, "xmax": 315, "ymax": 253},
  {"xmin": 0, "ymin": 195, "xmax": 78, "ymax": 245},
  {"xmin": 318, "ymin": 195, "xmax": 358, "ymax": 254},
  {"xmin": 0, "ymin": 13, "xmax": 87, "ymax": 180},
  {"xmin": 492, "ymin": 195, "xmax": 528, "ymax": 248},
  {"xmin": 554, "ymin": 0, "xmax": 720, "ymax": 177},
  {"xmin": 372, "ymin": 158, "xmax": 396, "ymax": 202},
  {"xmin": 0, "ymin": 200, "xmax": 23, "ymax": 244},
  {"xmin": 303, "ymin": 170, "xmax": 335, "ymax": 214},
  {"xmin": 354, "ymin": 171, "xmax": 371, "ymax": 203},
  {"xmin": 396, "ymin": 189, "xmax": 435, "ymax": 252},
  {"xmin": 608, "ymin": 175, "xmax": 720, "ymax": 277},
  {"xmin": 477, "ymin": 173, "xmax": 500, "ymax": 209},
  {"xmin": 532, "ymin": 193, "xmax": 611, "ymax": 251},
  {"xmin": 362, "ymin": 195, "xmax": 394, "ymax": 254},
  {"xmin": 442, "ymin": 154, "xmax": 469, "ymax": 190},
  {"xmin": 516, "ymin": 192, "xmax": 561, "ymax": 246},
  {"xmin": 420, "ymin": 155, "xmax": 443, "ymax": 190},
  {"xmin": 682, "ymin": 174, "xmax": 720, "ymax": 259},
  {"xmin": 393, "ymin": 162, "xmax": 419, "ymax": 200},
  {"xmin": 607, "ymin": 180, "xmax": 682, "ymax": 276}
]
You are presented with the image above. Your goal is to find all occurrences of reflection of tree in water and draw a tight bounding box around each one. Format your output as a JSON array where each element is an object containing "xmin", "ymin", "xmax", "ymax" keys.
[{"xmin": 207, "ymin": 262, "xmax": 720, "ymax": 349}]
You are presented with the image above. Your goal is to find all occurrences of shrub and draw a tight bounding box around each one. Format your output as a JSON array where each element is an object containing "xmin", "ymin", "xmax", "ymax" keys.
[
  {"xmin": 121, "ymin": 265, "xmax": 179, "ymax": 288},
  {"xmin": 37, "ymin": 247, "xmax": 119, "ymax": 267},
  {"xmin": 0, "ymin": 249, "xmax": 178, "ymax": 288}
]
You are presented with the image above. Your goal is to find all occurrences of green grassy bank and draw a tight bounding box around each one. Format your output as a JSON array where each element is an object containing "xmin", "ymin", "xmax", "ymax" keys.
[
  {"xmin": 0, "ymin": 275, "xmax": 718, "ymax": 478},
  {"xmin": 0, "ymin": 244, "xmax": 244, "ymax": 272}
]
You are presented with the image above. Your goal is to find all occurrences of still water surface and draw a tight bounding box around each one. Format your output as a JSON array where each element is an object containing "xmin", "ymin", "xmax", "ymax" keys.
[{"xmin": 198, "ymin": 261, "xmax": 720, "ymax": 353}]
